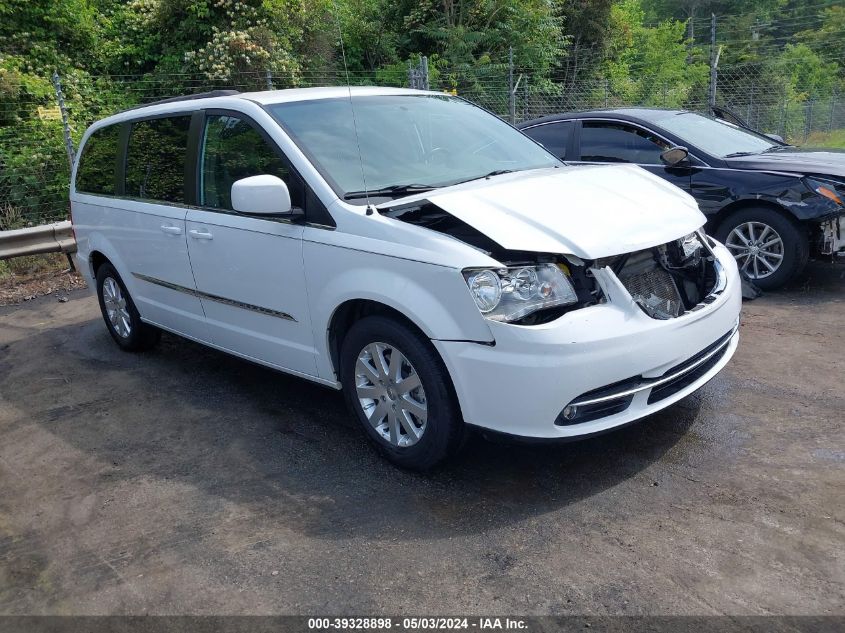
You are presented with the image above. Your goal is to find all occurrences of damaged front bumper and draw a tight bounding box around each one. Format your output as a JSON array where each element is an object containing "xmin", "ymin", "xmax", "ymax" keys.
[
  {"xmin": 820, "ymin": 213, "xmax": 845, "ymax": 257},
  {"xmin": 433, "ymin": 241, "xmax": 742, "ymax": 439}
]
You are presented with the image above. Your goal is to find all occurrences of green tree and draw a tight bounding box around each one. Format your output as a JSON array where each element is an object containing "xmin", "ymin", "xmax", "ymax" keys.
[
  {"xmin": 390, "ymin": 0, "xmax": 564, "ymax": 76},
  {"xmin": 601, "ymin": 0, "xmax": 708, "ymax": 107}
]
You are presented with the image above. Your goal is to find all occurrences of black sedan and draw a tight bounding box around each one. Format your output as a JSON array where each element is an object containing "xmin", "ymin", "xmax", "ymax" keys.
[{"xmin": 519, "ymin": 109, "xmax": 845, "ymax": 289}]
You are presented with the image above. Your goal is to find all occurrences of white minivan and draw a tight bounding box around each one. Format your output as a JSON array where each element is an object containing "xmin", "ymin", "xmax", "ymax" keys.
[{"xmin": 71, "ymin": 87, "xmax": 742, "ymax": 469}]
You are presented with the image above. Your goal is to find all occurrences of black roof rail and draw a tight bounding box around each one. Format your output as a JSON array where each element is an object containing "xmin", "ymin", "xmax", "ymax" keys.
[{"xmin": 122, "ymin": 89, "xmax": 240, "ymax": 112}]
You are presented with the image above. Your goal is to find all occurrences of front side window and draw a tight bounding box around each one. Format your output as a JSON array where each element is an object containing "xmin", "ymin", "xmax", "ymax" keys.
[
  {"xmin": 124, "ymin": 116, "xmax": 191, "ymax": 203},
  {"xmin": 200, "ymin": 114, "xmax": 298, "ymax": 211},
  {"xmin": 523, "ymin": 121, "xmax": 573, "ymax": 160},
  {"xmin": 268, "ymin": 95, "xmax": 560, "ymax": 201},
  {"xmin": 76, "ymin": 124, "xmax": 120, "ymax": 195},
  {"xmin": 580, "ymin": 122, "xmax": 668, "ymax": 164}
]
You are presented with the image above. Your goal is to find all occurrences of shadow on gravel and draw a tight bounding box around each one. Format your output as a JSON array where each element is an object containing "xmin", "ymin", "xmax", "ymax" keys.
[{"xmin": 3, "ymin": 298, "xmax": 710, "ymax": 541}]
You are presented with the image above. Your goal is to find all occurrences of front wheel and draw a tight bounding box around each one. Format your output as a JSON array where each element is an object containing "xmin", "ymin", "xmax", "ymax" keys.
[
  {"xmin": 340, "ymin": 316, "xmax": 464, "ymax": 471},
  {"xmin": 715, "ymin": 207, "xmax": 808, "ymax": 290}
]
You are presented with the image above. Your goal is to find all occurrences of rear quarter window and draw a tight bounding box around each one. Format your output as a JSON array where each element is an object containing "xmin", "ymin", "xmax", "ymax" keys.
[
  {"xmin": 523, "ymin": 121, "xmax": 573, "ymax": 160},
  {"xmin": 124, "ymin": 116, "xmax": 192, "ymax": 203},
  {"xmin": 75, "ymin": 124, "xmax": 121, "ymax": 195}
]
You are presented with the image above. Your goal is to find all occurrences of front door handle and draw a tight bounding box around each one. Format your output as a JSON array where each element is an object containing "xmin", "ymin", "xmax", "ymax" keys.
[
  {"xmin": 188, "ymin": 229, "xmax": 213, "ymax": 240},
  {"xmin": 160, "ymin": 224, "xmax": 182, "ymax": 235}
]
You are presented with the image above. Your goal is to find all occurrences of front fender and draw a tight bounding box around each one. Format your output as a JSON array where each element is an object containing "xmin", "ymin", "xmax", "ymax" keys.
[
  {"xmin": 693, "ymin": 168, "xmax": 840, "ymax": 222},
  {"xmin": 302, "ymin": 239, "xmax": 493, "ymax": 382}
]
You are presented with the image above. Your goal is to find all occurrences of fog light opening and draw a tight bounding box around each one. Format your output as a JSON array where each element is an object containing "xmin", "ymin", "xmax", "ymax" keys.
[{"xmin": 562, "ymin": 405, "xmax": 578, "ymax": 420}]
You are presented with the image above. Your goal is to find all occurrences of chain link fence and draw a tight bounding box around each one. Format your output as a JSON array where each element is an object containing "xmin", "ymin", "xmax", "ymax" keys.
[{"xmin": 1, "ymin": 61, "xmax": 842, "ymax": 229}]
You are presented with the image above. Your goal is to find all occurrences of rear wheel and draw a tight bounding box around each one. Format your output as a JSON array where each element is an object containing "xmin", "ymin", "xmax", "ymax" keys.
[
  {"xmin": 95, "ymin": 263, "xmax": 160, "ymax": 351},
  {"xmin": 715, "ymin": 207, "xmax": 808, "ymax": 290},
  {"xmin": 340, "ymin": 316, "xmax": 464, "ymax": 470}
]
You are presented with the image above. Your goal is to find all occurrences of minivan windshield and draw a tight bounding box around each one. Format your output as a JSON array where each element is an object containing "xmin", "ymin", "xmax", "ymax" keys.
[
  {"xmin": 268, "ymin": 94, "xmax": 560, "ymax": 201},
  {"xmin": 652, "ymin": 111, "xmax": 779, "ymax": 158}
]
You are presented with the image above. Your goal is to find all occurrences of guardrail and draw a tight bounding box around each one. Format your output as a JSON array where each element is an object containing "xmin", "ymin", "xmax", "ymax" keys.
[{"xmin": 0, "ymin": 221, "xmax": 76, "ymax": 261}]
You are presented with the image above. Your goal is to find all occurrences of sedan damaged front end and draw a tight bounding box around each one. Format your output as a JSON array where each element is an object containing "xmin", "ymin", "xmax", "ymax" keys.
[{"xmin": 819, "ymin": 213, "xmax": 845, "ymax": 258}]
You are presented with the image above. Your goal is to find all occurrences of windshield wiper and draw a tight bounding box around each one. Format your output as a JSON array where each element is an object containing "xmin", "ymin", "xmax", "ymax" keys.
[
  {"xmin": 343, "ymin": 183, "xmax": 435, "ymax": 200},
  {"xmin": 344, "ymin": 169, "xmax": 520, "ymax": 200},
  {"xmin": 723, "ymin": 151, "xmax": 760, "ymax": 158},
  {"xmin": 450, "ymin": 169, "xmax": 516, "ymax": 187}
]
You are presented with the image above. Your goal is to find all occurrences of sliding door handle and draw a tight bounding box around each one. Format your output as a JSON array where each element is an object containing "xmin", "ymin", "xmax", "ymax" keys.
[{"xmin": 188, "ymin": 229, "xmax": 213, "ymax": 240}]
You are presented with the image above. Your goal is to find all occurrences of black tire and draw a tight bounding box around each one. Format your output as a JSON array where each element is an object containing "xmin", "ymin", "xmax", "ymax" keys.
[
  {"xmin": 339, "ymin": 315, "xmax": 464, "ymax": 471},
  {"xmin": 715, "ymin": 206, "xmax": 809, "ymax": 290},
  {"xmin": 95, "ymin": 262, "xmax": 161, "ymax": 352}
]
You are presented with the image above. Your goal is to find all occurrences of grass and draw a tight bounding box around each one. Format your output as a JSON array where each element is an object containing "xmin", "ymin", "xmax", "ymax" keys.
[
  {"xmin": 802, "ymin": 129, "xmax": 845, "ymax": 149},
  {"xmin": 0, "ymin": 253, "xmax": 70, "ymax": 281},
  {"xmin": 0, "ymin": 202, "xmax": 72, "ymax": 283}
]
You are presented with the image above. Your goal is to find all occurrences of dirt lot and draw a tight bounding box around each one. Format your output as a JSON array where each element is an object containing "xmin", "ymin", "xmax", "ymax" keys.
[{"xmin": 0, "ymin": 262, "xmax": 842, "ymax": 615}]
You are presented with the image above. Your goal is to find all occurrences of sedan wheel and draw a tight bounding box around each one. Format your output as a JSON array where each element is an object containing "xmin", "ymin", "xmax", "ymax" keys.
[
  {"xmin": 355, "ymin": 342, "xmax": 428, "ymax": 447},
  {"xmin": 724, "ymin": 221, "xmax": 784, "ymax": 280}
]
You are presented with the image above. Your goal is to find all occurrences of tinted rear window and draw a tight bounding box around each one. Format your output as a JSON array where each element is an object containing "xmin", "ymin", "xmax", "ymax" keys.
[
  {"xmin": 125, "ymin": 116, "xmax": 191, "ymax": 203},
  {"xmin": 523, "ymin": 121, "xmax": 573, "ymax": 159},
  {"xmin": 76, "ymin": 125, "xmax": 120, "ymax": 195}
]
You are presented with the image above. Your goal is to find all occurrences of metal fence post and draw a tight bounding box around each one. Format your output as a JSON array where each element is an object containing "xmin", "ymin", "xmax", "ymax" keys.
[
  {"xmin": 421, "ymin": 56, "xmax": 429, "ymax": 91},
  {"xmin": 51, "ymin": 71, "xmax": 75, "ymax": 167},
  {"xmin": 805, "ymin": 98, "xmax": 815, "ymax": 141},
  {"xmin": 747, "ymin": 88, "xmax": 753, "ymax": 127},
  {"xmin": 508, "ymin": 47, "xmax": 515, "ymax": 124},
  {"xmin": 265, "ymin": 69, "xmax": 274, "ymax": 90},
  {"xmin": 523, "ymin": 75, "xmax": 528, "ymax": 122},
  {"xmin": 830, "ymin": 90, "xmax": 837, "ymax": 132},
  {"xmin": 708, "ymin": 13, "xmax": 717, "ymax": 113},
  {"xmin": 604, "ymin": 79, "xmax": 609, "ymax": 108},
  {"xmin": 780, "ymin": 91, "xmax": 788, "ymax": 138}
]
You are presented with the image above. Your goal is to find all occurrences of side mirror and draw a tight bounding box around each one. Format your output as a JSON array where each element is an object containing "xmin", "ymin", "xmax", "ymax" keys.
[
  {"xmin": 766, "ymin": 133, "xmax": 785, "ymax": 144},
  {"xmin": 660, "ymin": 146, "xmax": 689, "ymax": 167},
  {"xmin": 231, "ymin": 175, "xmax": 297, "ymax": 216}
]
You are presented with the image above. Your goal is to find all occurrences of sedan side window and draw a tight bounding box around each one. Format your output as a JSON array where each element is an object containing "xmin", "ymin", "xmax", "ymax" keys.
[
  {"xmin": 580, "ymin": 122, "xmax": 669, "ymax": 164},
  {"xmin": 200, "ymin": 114, "xmax": 302, "ymax": 211},
  {"xmin": 523, "ymin": 121, "xmax": 573, "ymax": 159}
]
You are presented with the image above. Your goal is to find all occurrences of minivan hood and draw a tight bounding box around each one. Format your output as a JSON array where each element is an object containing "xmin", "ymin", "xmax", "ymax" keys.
[
  {"xmin": 725, "ymin": 148, "xmax": 845, "ymax": 179},
  {"xmin": 378, "ymin": 165, "xmax": 705, "ymax": 259}
]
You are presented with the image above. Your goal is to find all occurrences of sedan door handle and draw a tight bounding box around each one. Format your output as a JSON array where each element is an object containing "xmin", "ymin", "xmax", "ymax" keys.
[
  {"xmin": 188, "ymin": 229, "xmax": 213, "ymax": 240},
  {"xmin": 160, "ymin": 225, "xmax": 182, "ymax": 235}
]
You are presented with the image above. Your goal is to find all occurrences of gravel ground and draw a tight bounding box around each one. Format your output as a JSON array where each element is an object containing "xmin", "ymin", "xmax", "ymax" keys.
[
  {"xmin": 0, "ymin": 260, "xmax": 85, "ymax": 307},
  {"xmin": 0, "ymin": 261, "xmax": 842, "ymax": 615}
]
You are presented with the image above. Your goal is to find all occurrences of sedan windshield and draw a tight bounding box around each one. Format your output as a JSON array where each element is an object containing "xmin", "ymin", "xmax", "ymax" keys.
[
  {"xmin": 653, "ymin": 112, "xmax": 779, "ymax": 158},
  {"xmin": 268, "ymin": 94, "xmax": 560, "ymax": 201}
]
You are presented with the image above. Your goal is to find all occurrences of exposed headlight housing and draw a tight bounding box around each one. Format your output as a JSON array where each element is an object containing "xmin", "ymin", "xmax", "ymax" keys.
[
  {"xmin": 804, "ymin": 177, "xmax": 843, "ymax": 206},
  {"xmin": 463, "ymin": 264, "xmax": 579, "ymax": 322}
]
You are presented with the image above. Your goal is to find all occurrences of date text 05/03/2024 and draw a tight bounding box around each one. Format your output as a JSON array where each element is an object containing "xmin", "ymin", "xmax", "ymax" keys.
[{"xmin": 307, "ymin": 617, "xmax": 528, "ymax": 630}]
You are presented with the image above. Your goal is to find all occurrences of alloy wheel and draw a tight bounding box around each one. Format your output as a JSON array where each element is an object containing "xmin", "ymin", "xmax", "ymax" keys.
[
  {"xmin": 724, "ymin": 221, "xmax": 784, "ymax": 280},
  {"xmin": 355, "ymin": 342, "xmax": 428, "ymax": 447},
  {"xmin": 102, "ymin": 276, "xmax": 132, "ymax": 338}
]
